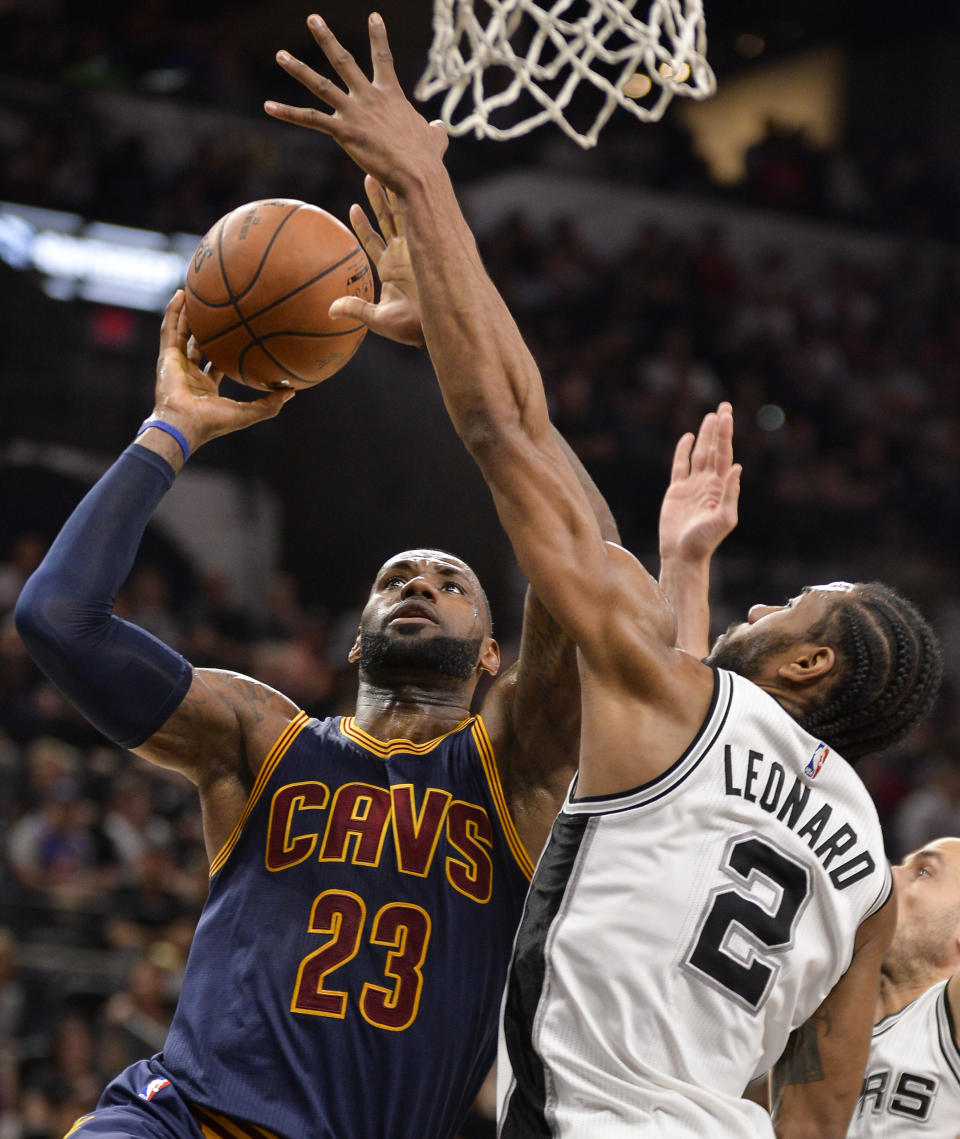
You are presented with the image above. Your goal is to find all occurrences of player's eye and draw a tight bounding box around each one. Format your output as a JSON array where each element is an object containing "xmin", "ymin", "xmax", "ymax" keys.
[
  {"xmin": 441, "ymin": 581, "xmax": 464, "ymax": 594},
  {"xmin": 917, "ymin": 865, "xmax": 931, "ymax": 878},
  {"xmin": 383, "ymin": 575, "xmax": 406, "ymax": 588}
]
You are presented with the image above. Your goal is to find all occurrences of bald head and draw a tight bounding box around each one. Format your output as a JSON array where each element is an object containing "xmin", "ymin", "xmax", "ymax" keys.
[
  {"xmin": 885, "ymin": 837, "xmax": 960, "ymax": 986},
  {"xmin": 372, "ymin": 549, "xmax": 493, "ymax": 635}
]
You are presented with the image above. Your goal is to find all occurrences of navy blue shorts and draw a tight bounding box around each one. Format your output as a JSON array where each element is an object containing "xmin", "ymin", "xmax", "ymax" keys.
[{"xmin": 64, "ymin": 1059, "xmax": 205, "ymax": 1139}]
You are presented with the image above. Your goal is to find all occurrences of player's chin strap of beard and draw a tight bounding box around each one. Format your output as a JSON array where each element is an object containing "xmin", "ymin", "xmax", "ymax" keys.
[{"xmin": 14, "ymin": 442, "xmax": 192, "ymax": 748}]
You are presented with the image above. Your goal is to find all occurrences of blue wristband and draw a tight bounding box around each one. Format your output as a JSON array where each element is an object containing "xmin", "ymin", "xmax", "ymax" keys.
[{"xmin": 137, "ymin": 418, "xmax": 190, "ymax": 462}]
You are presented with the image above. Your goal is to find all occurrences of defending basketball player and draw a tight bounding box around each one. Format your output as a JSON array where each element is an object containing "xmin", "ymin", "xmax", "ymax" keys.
[
  {"xmin": 263, "ymin": 14, "xmax": 943, "ymax": 1137},
  {"xmin": 843, "ymin": 837, "xmax": 960, "ymax": 1137}
]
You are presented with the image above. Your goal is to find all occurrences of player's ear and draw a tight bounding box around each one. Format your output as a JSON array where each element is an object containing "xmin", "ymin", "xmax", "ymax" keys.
[
  {"xmin": 777, "ymin": 645, "xmax": 835, "ymax": 686},
  {"xmin": 347, "ymin": 626, "xmax": 363, "ymax": 664},
  {"xmin": 478, "ymin": 637, "xmax": 500, "ymax": 678}
]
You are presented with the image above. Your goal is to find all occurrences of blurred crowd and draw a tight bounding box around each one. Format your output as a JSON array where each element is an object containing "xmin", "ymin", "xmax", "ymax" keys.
[
  {"xmin": 1, "ymin": 2, "xmax": 960, "ymax": 1137},
  {"xmin": 2, "ymin": 206, "xmax": 960, "ymax": 1137},
  {"xmin": 1, "ymin": 2, "xmax": 959, "ymax": 242}
]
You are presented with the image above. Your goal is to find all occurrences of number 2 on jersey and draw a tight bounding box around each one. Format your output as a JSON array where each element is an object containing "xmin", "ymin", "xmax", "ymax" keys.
[
  {"xmin": 291, "ymin": 889, "xmax": 432, "ymax": 1031},
  {"xmin": 684, "ymin": 835, "xmax": 811, "ymax": 1011}
]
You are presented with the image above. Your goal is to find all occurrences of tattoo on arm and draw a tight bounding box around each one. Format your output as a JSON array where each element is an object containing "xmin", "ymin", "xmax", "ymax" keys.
[
  {"xmin": 770, "ymin": 1008, "xmax": 832, "ymax": 1122},
  {"xmin": 769, "ymin": 1007, "xmax": 830, "ymax": 1126},
  {"xmin": 140, "ymin": 670, "xmax": 280, "ymax": 782},
  {"xmin": 219, "ymin": 672, "xmax": 270, "ymax": 724},
  {"xmin": 518, "ymin": 593, "xmax": 573, "ymax": 680},
  {"xmin": 778, "ymin": 1016, "xmax": 827, "ymax": 1086}
]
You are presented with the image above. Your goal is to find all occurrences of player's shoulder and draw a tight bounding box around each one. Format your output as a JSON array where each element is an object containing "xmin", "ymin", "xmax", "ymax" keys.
[
  {"xmin": 190, "ymin": 666, "xmax": 304, "ymax": 768},
  {"xmin": 477, "ymin": 666, "xmax": 575, "ymax": 849},
  {"xmin": 475, "ymin": 664, "xmax": 525, "ymax": 773},
  {"xmin": 193, "ymin": 666, "xmax": 300, "ymax": 720},
  {"xmin": 601, "ymin": 540, "xmax": 674, "ymax": 631},
  {"xmin": 478, "ymin": 660, "xmax": 574, "ymax": 763}
]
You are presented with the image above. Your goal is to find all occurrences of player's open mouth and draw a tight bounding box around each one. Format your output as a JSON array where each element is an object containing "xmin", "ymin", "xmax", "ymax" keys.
[{"xmin": 389, "ymin": 603, "xmax": 437, "ymax": 625}]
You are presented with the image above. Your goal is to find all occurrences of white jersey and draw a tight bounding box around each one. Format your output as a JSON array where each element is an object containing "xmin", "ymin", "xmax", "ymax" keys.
[
  {"xmin": 847, "ymin": 980, "xmax": 960, "ymax": 1137},
  {"xmin": 497, "ymin": 667, "xmax": 892, "ymax": 1138}
]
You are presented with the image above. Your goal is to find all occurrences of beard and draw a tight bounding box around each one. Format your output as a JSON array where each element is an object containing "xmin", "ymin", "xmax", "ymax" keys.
[
  {"xmin": 706, "ymin": 628, "xmax": 801, "ymax": 679},
  {"xmin": 357, "ymin": 630, "xmax": 482, "ymax": 682},
  {"xmin": 882, "ymin": 910, "xmax": 960, "ymax": 987}
]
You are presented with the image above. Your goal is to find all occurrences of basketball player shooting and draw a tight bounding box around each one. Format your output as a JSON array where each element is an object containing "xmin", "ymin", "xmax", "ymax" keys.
[
  {"xmin": 13, "ymin": 186, "xmax": 739, "ymax": 1136},
  {"xmin": 12, "ymin": 209, "xmax": 626, "ymax": 1134},
  {"xmin": 264, "ymin": 13, "xmax": 943, "ymax": 1137}
]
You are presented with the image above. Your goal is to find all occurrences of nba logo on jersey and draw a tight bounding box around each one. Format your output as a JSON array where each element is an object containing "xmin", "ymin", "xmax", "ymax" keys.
[
  {"xmin": 138, "ymin": 1078, "xmax": 171, "ymax": 1101},
  {"xmin": 804, "ymin": 742, "xmax": 830, "ymax": 779}
]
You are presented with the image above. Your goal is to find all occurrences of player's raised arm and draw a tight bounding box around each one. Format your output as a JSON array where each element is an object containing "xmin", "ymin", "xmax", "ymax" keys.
[
  {"xmin": 14, "ymin": 293, "xmax": 297, "ymax": 856},
  {"xmin": 266, "ymin": 15, "xmax": 661, "ymax": 673},
  {"xmin": 334, "ymin": 175, "xmax": 620, "ymax": 856},
  {"xmin": 478, "ymin": 423, "xmax": 622, "ymax": 852},
  {"xmin": 658, "ymin": 402, "xmax": 741, "ymax": 660}
]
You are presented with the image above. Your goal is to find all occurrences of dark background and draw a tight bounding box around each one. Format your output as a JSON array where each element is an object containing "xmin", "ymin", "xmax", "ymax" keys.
[
  {"xmin": 2, "ymin": 4, "xmax": 960, "ymax": 1135},
  {"xmin": 2, "ymin": 0, "xmax": 958, "ymax": 623}
]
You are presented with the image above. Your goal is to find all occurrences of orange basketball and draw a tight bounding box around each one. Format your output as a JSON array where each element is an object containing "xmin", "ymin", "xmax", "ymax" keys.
[{"xmin": 184, "ymin": 199, "xmax": 373, "ymax": 391}]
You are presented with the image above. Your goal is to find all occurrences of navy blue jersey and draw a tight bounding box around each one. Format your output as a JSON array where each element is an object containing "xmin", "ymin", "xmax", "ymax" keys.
[{"xmin": 160, "ymin": 712, "xmax": 532, "ymax": 1139}]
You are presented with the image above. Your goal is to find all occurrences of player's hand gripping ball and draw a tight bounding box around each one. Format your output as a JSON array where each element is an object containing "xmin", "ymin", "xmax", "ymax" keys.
[{"xmin": 184, "ymin": 199, "xmax": 374, "ymax": 391}]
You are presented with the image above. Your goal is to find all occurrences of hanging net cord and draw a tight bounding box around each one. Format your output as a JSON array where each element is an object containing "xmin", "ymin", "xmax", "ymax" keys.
[{"xmin": 415, "ymin": 0, "xmax": 716, "ymax": 149}]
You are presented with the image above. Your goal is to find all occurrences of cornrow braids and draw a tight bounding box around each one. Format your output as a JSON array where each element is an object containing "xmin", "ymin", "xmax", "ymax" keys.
[{"xmin": 799, "ymin": 583, "xmax": 943, "ymax": 761}]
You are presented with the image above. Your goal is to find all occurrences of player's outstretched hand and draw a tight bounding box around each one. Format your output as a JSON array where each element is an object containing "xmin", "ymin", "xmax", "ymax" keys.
[
  {"xmin": 659, "ymin": 401, "xmax": 741, "ymax": 566},
  {"xmin": 264, "ymin": 13, "xmax": 448, "ymax": 193},
  {"xmin": 151, "ymin": 292, "xmax": 293, "ymax": 455},
  {"xmin": 329, "ymin": 175, "xmax": 425, "ymax": 348}
]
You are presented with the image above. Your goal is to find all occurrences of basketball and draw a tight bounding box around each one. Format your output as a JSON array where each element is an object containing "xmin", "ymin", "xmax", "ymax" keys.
[{"xmin": 184, "ymin": 199, "xmax": 374, "ymax": 391}]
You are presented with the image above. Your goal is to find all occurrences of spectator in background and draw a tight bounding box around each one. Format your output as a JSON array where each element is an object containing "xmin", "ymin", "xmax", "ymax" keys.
[
  {"xmin": 104, "ymin": 841, "xmax": 202, "ymax": 952},
  {"xmin": 14, "ymin": 736, "xmax": 78, "ymax": 810},
  {"xmin": 0, "ymin": 929, "xmax": 26, "ymax": 1043},
  {"xmin": 0, "ymin": 536, "xmax": 46, "ymax": 615},
  {"xmin": 116, "ymin": 566, "xmax": 184, "ymax": 651},
  {"xmin": 248, "ymin": 614, "xmax": 334, "ymax": 715},
  {"xmin": 5, "ymin": 777, "xmax": 117, "ymax": 909},
  {"xmin": 101, "ymin": 773, "xmax": 171, "ymax": 883},
  {"xmin": 186, "ymin": 571, "xmax": 255, "ymax": 671},
  {"xmin": 260, "ymin": 571, "xmax": 308, "ymax": 640},
  {"xmin": 0, "ymin": 925, "xmax": 28, "ymax": 1132},
  {"xmin": 19, "ymin": 1010, "xmax": 105, "ymax": 1139},
  {"xmin": 100, "ymin": 950, "xmax": 175, "ymax": 1073},
  {"xmin": 743, "ymin": 120, "xmax": 825, "ymax": 213},
  {"xmin": 894, "ymin": 758, "xmax": 960, "ymax": 858}
]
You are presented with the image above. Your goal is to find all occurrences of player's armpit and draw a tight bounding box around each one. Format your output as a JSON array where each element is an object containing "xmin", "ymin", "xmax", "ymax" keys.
[
  {"xmin": 743, "ymin": 1073, "xmax": 771, "ymax": 1110},
  {"xmin": 770, "ymin": 889, "xmax": 896, "ymax": 1138},
  {"xmin": 482, "ymin": 593, "xmax": 580, "ymax": 861},
  {"xmin": 134, "ymin": 667, "xmax": 300, "ymax": 789}
]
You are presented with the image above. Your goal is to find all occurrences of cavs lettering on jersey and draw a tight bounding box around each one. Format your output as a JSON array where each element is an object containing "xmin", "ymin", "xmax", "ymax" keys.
[
  {"xmin": 160, "ymin": 713, "xmax": 531, "ymax": 1139},
  {"xmin": 498, "ymin": 668, "xmax": 892, "ymax": 1138},
  {"xmin": 847, "ymin": 980, "xmax": 960, "ymax": 1137}
]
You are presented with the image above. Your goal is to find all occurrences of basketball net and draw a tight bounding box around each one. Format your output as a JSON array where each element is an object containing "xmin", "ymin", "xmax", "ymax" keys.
[{"xmin": 415, "ymin": 0, "xmax": 715, "ymax": 149}]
